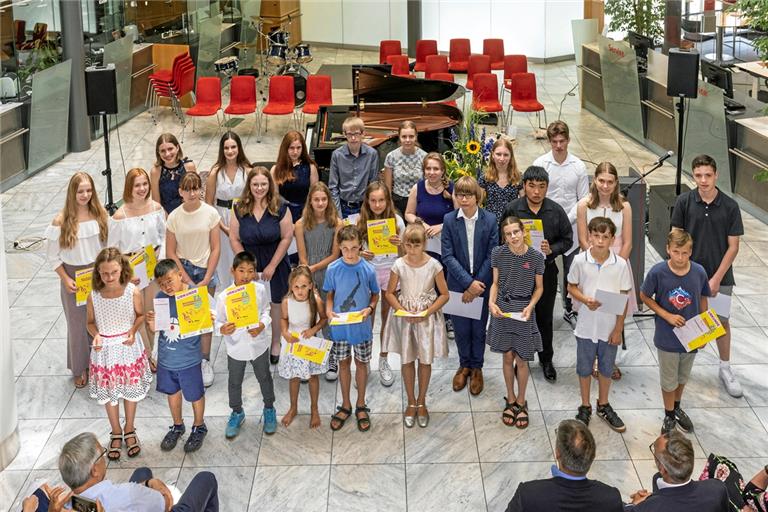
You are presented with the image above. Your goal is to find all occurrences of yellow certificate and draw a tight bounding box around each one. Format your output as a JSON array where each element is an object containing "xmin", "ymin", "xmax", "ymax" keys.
[
  {"xmin": 367, "ymin": 218, "xmax": 398, "ymax": 256},
  {"xmin": 175, "ymin": 286, "xmax": 213, "ymax": 337},
  {"xmin": 394, "ymin": 309, "xmax": 428, "ymax": 318},
  {"xmin": 75, "ymin": 268, "xmax": 93, "ymax": 307},
  {"xmin": 329, "ymin": 311, "xmax": 366, "ymax": 325},
  {"xmin": 144, "ymin": 245, "xmax": 157, "ymax": 279},
  {"xmin": 288, "ymin": 333, "xmax": 333, "ymax": 365},
  {"xmin": 224, "ymin": 283, "xmax": 260, "ymax": 329},
  {"xmin": 673, "ymin": 309, "xmax": 726, "ymax": 352}
]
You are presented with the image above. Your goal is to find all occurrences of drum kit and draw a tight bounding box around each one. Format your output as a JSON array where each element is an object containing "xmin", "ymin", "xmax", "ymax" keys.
[{"xmin": 213, "ymin": 15, "xmax": 312, "ymax": 106}]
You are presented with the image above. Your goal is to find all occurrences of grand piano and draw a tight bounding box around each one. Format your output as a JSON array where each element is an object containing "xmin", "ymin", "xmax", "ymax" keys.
[{"xmin": 307, "ymin": 66, "xmax": 465, "ymax": 172}]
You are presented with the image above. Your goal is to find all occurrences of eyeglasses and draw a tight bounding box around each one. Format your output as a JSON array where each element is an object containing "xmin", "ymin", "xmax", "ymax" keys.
[
  {"xmin": 93, "ymin": 446, "xmax": 108, "ymax": 465},
  {"xmin": 251, "ymin": 182, "xmax": 270, "ymax": 189},
  {"xmin": 344, "ymin": 131, "xmax": 363, "ymax": 138},
  {"xmin": 648, "ymin": 441, "xmax": 666, "ymax": 469},
  {"xmin": 456, "ymin": 193, "xmax": 474, "ymax": 199}
]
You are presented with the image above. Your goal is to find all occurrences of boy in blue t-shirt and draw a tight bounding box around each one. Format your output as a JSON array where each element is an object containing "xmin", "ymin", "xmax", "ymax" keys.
[
  {"xmin": 147, "ymin": 259, "xmax": 207, "ymax": 453},
  {"xmin": 640, "ymin": 230, "xmax": 711, "ymax": 435},
  {"xmin": 323, "ymin": 225, "xmax": 380, "ymax": 433}
]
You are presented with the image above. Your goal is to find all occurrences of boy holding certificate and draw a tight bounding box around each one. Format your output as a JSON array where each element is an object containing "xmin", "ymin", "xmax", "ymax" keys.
[
  {"xmin": 640, "ymin": 230, "xmax": 711, "ymax": 435},
  {"xmin": 566, "ymin": 217, "xmax": 632, "ymax": 432},
  {"xmin": 215, "ymin": 251, "xmax": 276, "ymax": 439},
  {"xmin": 147, "ymin": 259, "xmax": 208, "ymax": 453},
  {"xmin": 324, "ymin": 225, "xmax": 380, "ymax": 432}
]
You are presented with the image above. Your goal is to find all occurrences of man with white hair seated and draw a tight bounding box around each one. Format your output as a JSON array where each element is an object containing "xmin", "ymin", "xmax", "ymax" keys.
[{"xmin": 57, "ymin": 432, "xmax": 219, "ymax": 511}]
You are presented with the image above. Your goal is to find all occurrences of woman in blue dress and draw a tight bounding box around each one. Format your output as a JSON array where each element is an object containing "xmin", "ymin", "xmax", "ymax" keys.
[
  {"xmin": 270, "ymin": 130, "xmax": 319, "ymax": 223},
  {"xmin": 150, "ymin": 133, "xmax": 197, "ymax": 214},
  {"xmin": 230, "ymin": 167, "xmax": 294, "ymax": 364}
]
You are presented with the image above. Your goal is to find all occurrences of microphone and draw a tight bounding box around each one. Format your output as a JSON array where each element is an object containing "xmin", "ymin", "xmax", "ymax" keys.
[{"xmin": 656, "ymin": 151, "xmax": 674, "ymax": 165}]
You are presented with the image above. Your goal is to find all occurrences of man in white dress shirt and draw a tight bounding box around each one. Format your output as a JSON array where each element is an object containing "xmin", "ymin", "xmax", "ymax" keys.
[{"xmin": 533, "ymin": 121, "xmax": 589, "ymax": 326}]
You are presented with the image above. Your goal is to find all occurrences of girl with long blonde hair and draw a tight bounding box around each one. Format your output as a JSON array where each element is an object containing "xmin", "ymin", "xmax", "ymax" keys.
[
  {"xmin": 478, "ymin": 137, "xmax": 522, "ymax": 223},
  {"xmin": 45, "ymin": 172, "xmax": 108, "ymax": 388}
]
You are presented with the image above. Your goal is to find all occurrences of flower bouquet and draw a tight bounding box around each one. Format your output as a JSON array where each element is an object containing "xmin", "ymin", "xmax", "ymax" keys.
[{"xmin": 443, "ymin": 109, "xmax": 496, "ymax": 182}]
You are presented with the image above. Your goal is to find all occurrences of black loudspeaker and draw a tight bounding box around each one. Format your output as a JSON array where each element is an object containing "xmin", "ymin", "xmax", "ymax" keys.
[
  {"xmin": 85, "ymin": 64, "xmax": 118, "ymax": 116},
  {"xmin": 648, "ymin": 183, "xmax": 692, "ymax": 257},
  {"xmin": 667, "ymin": 48, "xmax": 699, "ymax": 98}
]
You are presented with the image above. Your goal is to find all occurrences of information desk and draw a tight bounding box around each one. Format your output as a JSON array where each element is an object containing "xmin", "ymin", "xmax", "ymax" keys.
[{"xmin": 731, "ymin": 116, "xmax": 768, "ymax": 212}]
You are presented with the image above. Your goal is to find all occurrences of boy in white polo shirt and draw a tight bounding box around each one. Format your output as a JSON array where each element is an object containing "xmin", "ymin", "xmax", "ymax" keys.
[{"xmin": 567, "ymin": 217, "xmax": 631, "ymax": 432}]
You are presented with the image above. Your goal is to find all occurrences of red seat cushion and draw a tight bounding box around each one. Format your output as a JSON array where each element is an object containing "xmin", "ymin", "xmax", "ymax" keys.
[
  {"xmin": 262, "ymin": 102, "xmax": 294, "ymax": 115},
  {"xmin": 187, "ymin": 103, "xmax": 220, "ymax": 116},
  {"xmin": 511, "ymin": 99, "xmax": 544, "ymax": 112},
  {"xmin": 224, "ymin": 103, "xmax": 255, "ymax": 115},
  {"xmin": 473, "ymin": 100, "xmax": 503, "ymax": 112}
]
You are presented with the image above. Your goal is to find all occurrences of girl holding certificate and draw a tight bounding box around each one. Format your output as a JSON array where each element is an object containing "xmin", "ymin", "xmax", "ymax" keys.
[
  {"xmin": 45, "ymin": 172, "xmax": 108, "ymax": 389},
  {"xmin": 86, "ymin": 247, "xmax": 152, "ymax": 461},
  {"xmin": 108, "ymin": 167, "xmax": 166, "ymax": 370},
  {"xmin": 382, "ymin": 222, "xmax": 449, "ymax": 428},
  {"xmin": 279, "ymin": 266, "xmax": 328, "ymax": 428},
  {"xmin": 357, "ymin": 181, "xmax": 405, "ymax": 388}
]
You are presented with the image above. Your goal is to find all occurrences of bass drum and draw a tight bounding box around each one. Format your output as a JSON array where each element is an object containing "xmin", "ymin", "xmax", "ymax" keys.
[{"xmin": 277, "ymin": 65, "xmax": 309, "ymax": 106}]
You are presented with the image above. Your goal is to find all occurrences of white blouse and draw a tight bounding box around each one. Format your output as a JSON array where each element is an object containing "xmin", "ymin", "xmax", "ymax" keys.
[
  {"xmin": 108, "ymin": 207, "xmax": 166, "ymax": 255},
  {"xmin": 44, "ymin": 220, "xmax": 104, "ymax": 269}
]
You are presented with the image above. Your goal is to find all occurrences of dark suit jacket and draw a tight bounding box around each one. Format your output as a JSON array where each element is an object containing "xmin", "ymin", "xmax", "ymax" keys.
[
  {"xmin": 506, "ymin": 476, "xmax": 624, "ymax": 512},
  {"xmin": 627, "ymin": 475, "xmax": 729, "ymax": 512},
  {"xmin": 441, "ymin": 207, "xmax": 498, "ymax": 293}
]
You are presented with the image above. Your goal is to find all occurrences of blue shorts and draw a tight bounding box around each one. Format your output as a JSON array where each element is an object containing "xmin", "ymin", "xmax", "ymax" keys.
[
  {"xmin": 157, "ymin": 363, "xmax": 205, "ymax": 402},
  {"xmin": 180, "ymin": 259, "xmax": 218, "ymax": 288},
  {"xmin": 575, "ymin": 337, "xmax": 618, "ymax": 378}
]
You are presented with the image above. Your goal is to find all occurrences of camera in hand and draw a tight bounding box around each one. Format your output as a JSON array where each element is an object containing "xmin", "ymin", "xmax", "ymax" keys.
[{"xmin": 71, "ymin": 494, "xmax": 98, "ymax": 512}]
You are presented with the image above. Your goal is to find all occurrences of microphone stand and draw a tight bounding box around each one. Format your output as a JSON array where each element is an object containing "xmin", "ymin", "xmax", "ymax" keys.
[{"xmin": 621, "ymin": 153, "xmax": 672, "ymax": 197}]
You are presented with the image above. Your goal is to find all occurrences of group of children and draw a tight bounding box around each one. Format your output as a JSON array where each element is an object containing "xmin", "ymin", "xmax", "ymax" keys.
[{"xmin": 52, "ymin": 115, "xmax": 734, "ymax": 461}]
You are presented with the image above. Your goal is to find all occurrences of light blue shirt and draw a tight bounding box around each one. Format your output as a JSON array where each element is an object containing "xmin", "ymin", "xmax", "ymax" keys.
[
  {"xmin": 73, "ymin": 480, "xmax": 166, "ymax": 511},
  {"xmin": 551, "ymin": 464, "xmax": 587, "ymax": 481}
]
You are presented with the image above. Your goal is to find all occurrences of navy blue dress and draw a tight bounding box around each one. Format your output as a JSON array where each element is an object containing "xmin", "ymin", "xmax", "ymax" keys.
[
  {"xmin": 236, "ymin": 201, "xmax": 291, "ymax": 302},
  {"xmin": 415, "ymin": 179, "xmax": 454, "ymax": 226},
  {"xmin": 158, "ymin": 158, "xmax": 191, "ymax": 214},
  {"xmin": 278, "ymin": 162, "xmax": 311, "ymax": 222}
]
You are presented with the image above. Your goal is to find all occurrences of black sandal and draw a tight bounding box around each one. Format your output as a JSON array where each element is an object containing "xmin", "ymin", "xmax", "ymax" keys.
[
  {"xmin": 330, "ymin": 406, "xmax": 352, "ymax": 431},
  {"xmin": 514, "ymin": 401, "xmax": 529, "ymax": 430},
  {"xmin": 502, "ymin": 397, "xmax": 516, "ymax": 426},
  {"xmin": 123, "ymin": 430, "xmax": 141, "ymax": 458},
  {"xmin": 355, "ymin": 405, "xmax": 371, "ymax": 432},
  {"xmin": 107, "ymin": 432, "xmax": 122, "ymax": 461}
]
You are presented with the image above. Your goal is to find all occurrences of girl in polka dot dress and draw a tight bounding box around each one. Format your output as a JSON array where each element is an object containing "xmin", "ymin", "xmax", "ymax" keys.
[{"xmin": 86, "ymin": 247, "xmax": 152, "ymax": 461}]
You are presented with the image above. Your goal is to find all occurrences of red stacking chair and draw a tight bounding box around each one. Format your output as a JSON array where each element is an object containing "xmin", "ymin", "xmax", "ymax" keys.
[
  {"xmin": 430, "ymin": 72, "xmax": 459, "ymax": 108},
  {"xmin": 465, "ymin": 54, "xmax": 490, "ymax": 90},
  {"xmin": 301, "ymin": 74, "xmax": 333, "ymax": 125},
  {"xmin": 448, "ymin": 38, "xmax": 471, "ymax": 72},
  {"xmin": 425, "ymin": 54, "xmax": 449, "ymax": 79},
  {"xmin": 387, "ymin": 54, "xmax": 413, "ymax": 77},
  {"xmin": 149, "ymin": 57, "xmax": 195, "ymax": 124},
  {"xmin": 146, "ymin": 52, "xmax": 192, "ymax": 112},
  {"xmin": 184, "ymin": 77, "xmax": 222, "ymax": 138},
  {"xmin": 483, "ymin": 38, "xmax": 505, "ymax": 70},
  {"xmin": 413, "ymin": 39, "xmax": 438, "ymax": 73},
  {"xmin": 501, "ymin": 55, "xmax": 528, "ymax": 105},
  {"xmin": 224, "ymin": 75, "xmax": 257, "ymax": 121},
  {"xmin": 472, "ymin": 73, "xmax": 506, "ymax": 129},
  {"xmin": 507, "ymin": 72, "xmax": 547, "ymax": 129},
  {"xmin": 258, "ymin": 75, "xmax": 297, "ymax": 142},
  {"xmin": 379, "ymin": 40, "xmax": 402, "ymax": 65}
]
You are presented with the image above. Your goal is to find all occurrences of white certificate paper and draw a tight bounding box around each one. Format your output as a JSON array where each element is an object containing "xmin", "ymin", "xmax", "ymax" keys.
[
  {"xmin": 502, "ymin": 311, "xmax": 527, "ymax": 321},
  {"xmin": 594, "ymin": 289, "xmax": 629, "ymax": 316},
  {"xmin": 287, "ymin": 237, "xmax": 298, "ymax": 256},
  {"xmin": 708, "ymin": 293, "xmax": 731, "ymax": 318},
  {"xmin": 426, "ymin": 236, "xmax": 442, "ymax": 255},
  {"xmin": 444, "ymin": 291, "xmax": 484, "ymax": 320},
  {"xmin": 153, "ymin": 298, "xmax": 171, "ymax": 331}
]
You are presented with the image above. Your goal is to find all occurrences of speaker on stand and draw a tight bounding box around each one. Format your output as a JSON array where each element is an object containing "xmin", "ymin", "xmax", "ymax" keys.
[
  {"xmin": 666, "ymin": 48, "xmax": 699, "ymax": 196},
  {"xmin": 85, "ymin": 64, "xmax": 119, "ymax": 215}
]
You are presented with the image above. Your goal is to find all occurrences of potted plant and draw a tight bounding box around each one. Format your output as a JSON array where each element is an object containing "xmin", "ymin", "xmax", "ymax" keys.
[
  {"xmin": 604, "ymin": 0, "xmax": 666, "ymax": 42},
  {"xmin": 732, "ymin": 0, "xmax": 768, "ymax": 62}
]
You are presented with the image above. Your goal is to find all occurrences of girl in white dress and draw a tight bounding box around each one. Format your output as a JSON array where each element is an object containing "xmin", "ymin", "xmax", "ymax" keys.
[
  {"xmin": 108, "ymin": 167, "xmax": 165, "ymax": 369},
  {"xmin": 279, "ymin": 266, "xmax": 328, "ymax": 429},
  {"xmin": 205, "ymin": 131, "xmax": 251, "ymax": 291},
  {"xmin": 45, "ymin": 172, "xmax": 108, "ymax": 389},
  {"xmin": 576, "ymin": 162, "xmax": 636, "ymax": 380},
  {"xmin": 86, "ymin": 248, "xmax": 152, "ymax": 461}
]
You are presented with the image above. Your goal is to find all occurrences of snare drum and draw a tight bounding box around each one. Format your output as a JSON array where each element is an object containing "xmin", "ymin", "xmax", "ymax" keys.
[
  {"xmin": 267, "ymin": 43, "xmax": 287, "ymax": 65},
  {"xmin": 268, "ymin": 30, "xmax": 289, "ymax": 46},
  {"xmin": 294, "ymin": 44, "xmax": 312, "ymax": 63},
  {"xmin": 214, "ymin": 55, "xmax": 239, "ymax": 73}
]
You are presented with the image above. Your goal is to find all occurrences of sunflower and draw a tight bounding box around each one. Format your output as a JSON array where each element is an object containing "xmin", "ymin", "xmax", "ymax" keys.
[{"xmin": 466, "ymin": 140, "xmax": 481, "ymax": 154}]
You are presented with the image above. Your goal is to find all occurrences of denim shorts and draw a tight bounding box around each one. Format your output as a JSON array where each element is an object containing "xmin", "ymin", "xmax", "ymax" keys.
[
  {"xmin": 575, "ymin": 336, "xmax": 618, "ymax": 378},
  {"xmin": 157, "ymin": 363, "xmax": 205, "ymax": 402},
  {"xmin": 180, "ymin": 259, "xmax": 218, "ymax": 288}
]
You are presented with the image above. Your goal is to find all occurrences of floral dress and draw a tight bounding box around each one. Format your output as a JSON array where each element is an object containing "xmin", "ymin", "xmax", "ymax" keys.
[{"xmin": 278, "ymin": 297, "xmax": 327, "ymax": 379}]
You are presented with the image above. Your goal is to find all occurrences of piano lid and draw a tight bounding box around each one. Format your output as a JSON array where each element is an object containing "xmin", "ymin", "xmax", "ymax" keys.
[{"xmin": 352, "ymin": 66, "xmax": 465, "ymax": 105}]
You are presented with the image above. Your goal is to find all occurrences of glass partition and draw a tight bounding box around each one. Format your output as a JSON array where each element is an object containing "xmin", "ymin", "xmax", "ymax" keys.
[
  {"xmin": 598, "ymin": 35, "xmax": 645, "ymax": 143},
  {"xmin": 27, "ymin": 60, "xmax": 72, "ymax": 173},
  {"xmin": 102, "ymin": 36, "xmax": 134, "ymax": 125},
  {"xmin": 196, "ymin": 13, "xmax": 223, "ymax": 79},
  {"xmin": 571, "ymin": 19, "xmax": 598, "ymax": 68},
  {"xmin": 239, "ymin": 0, "xmax": 262, "ymax": 70}
]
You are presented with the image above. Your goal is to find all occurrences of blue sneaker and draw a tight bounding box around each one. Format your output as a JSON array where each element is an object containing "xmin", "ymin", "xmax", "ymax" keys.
[
  {"xmin": 263, "ymin": 407, "xmax": 277, "ymax": 435},
  {"xmin": 225, "ymin": 410, "xmax": 245, "ymax": 439}
]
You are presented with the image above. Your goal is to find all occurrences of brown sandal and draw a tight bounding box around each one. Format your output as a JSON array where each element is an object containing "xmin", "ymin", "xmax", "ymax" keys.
[
  {"xmin": 123, "ymin": 430, "xmax": 141, "ymax": 458},
  {"xmin": 513, "ymin": 401, "xmax": 529, "ymax": 430},
  {"xmin": 502, "ymin": 397, "xmax": 516, "ymax": 426},
  {"xmin": 74, "ymin": 371, "xmax": 88, "ymax": 389},
  {"xmin": 611, "ymin": 365, "xmax": 622, "ymax": 380},
  {"xmin": 107, "ymin": 432, "xmax": 122, "ymax": 461}
]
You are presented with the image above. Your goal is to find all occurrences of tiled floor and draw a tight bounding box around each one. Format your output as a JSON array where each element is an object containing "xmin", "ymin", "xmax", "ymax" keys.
[{"xmin": 2, "ymin": 46, "xmax": 767, "ymax": 512}]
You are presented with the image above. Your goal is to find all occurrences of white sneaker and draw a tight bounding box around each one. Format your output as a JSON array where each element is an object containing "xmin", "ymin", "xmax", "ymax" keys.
[
  {"xmin": 201, "ymin": 359, "xmax": 215, "ymax": 387},
  {"xmin": 379, "ymin": 357, "xmax": 394, "ymax": 387},
  {"xmin": 719, "ymin": 366, "xmax": 743, "ymax": 398}
]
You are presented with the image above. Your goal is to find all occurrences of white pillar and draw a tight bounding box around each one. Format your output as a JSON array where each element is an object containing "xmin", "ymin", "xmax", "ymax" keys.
[{"xmin": 0, "ymin": 206, "xmax": 20, "ymax": 469}]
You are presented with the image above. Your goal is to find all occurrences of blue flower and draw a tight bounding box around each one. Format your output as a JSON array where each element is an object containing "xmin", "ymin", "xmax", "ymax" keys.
[
  {"xmin": 449, "ymin": 128, "xmax": 458, "ymax": 142},
  {"xmin": 469, "ymin": 123, "xmax": 476, "ymax": 140},
  {"xmin": 481, "ymin": 127, "xmax": 486, "ymax": 144}
]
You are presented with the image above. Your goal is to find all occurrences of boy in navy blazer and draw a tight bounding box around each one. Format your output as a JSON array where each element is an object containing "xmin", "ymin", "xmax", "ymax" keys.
[{"xmin": 442, "ymin": 176, "xmax": 498, "ymax": 395}]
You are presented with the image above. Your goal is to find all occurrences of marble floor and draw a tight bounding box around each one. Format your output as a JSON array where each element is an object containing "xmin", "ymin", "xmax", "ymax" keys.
[{"xmin": 2, "ymin": 46, "xmax": 768, "ymax": 512}]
